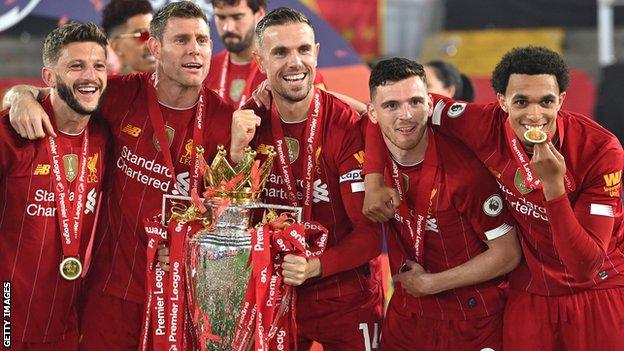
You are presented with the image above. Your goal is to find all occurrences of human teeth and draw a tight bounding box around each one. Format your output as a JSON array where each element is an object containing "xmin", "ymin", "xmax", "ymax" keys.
[
  {"xmin": 524, "ymin": 125, "xmax": 544, "ymax": 130},
  {"xmin": 78, "ymin": 87, "xmax": 96, "ymax": 93},
  {"xmin": 284, "ymin": 73, "xmax": 305, "ymax": 81},
  {"xmin": 183, "ymin": 63, "xmax": 201, "ymax": 68}
]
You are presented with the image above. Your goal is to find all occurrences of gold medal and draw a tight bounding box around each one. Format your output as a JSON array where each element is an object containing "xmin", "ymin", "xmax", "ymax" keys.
[
  {"xmin": 59, "ymin": 257, "xmax": 82, "ymax": 281},
  {"xmin": 523, "ymin": 128, "xmax": 547, "ymax": 144}
]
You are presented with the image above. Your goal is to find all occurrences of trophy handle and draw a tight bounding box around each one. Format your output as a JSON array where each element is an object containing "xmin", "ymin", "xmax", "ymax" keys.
[
  {"xmin": 242, "ymin": 203, "xmax": 303, "ymax": 223},
  {"xmin": 161, "ymin": 195, "xmax": 303, "ymax": 225}
]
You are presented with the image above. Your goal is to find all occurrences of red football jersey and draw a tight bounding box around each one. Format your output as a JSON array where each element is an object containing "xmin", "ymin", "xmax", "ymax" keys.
[
  {"xmin": 205, "ymin": 50, "xmax": 327, "ymax": 108},
  {"xmin": 245, "ymin": 90, "xmax": 382, "ymax": 300},
  {"xmin": 89, "ymin": 73, "xmax": 233, "ymax": 303},
  {"xmin": 365, "ymin": 95, "xmax": 624, "ymax": 296},
  {"xmin": 0, "ymin": 97, "xmax": 109, "ymax": 342},
  {"xmin": 385, "ymin": 134, "xmax": 514, "ymax": 320}
]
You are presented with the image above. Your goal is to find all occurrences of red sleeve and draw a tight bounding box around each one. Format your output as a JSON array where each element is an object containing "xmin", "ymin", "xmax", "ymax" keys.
[
  {"xmin": 429, "ymin": 94, "xmax": 503, "ymax": 156},
  {"xmin": 362, "ymin": 118, "xmax": 387, "ymax": 175},
  {"xmin": 449, "ymin": 145, "xmax": 516, "ymax": 241},
  {"xmin": 99, "ymin": 73, "xmax": 143, "ymax": 124},
  {"xmin": 318, "ymin": 102, "xmax": 381, "ymax": 276},
  {"xmin": 545, "ymin": 146, "xmax": 624, "ymax": 280}
]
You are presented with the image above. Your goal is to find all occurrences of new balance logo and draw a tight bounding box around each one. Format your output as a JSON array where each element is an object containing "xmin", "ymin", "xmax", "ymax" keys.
[
  {"xmin": 34, "ymin": 164, "xmax": 50, "ymax": 175},
  {"xmin": 313, "ymin": 179, "xmax": 329, "ymax": 203},
  {"xmin": 122, "ymin": 124, "xmax": 142, "ymax": 137}
]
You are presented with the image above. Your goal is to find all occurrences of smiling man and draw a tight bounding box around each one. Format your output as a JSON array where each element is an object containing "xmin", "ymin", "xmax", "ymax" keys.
[
  {"xmin": 102, "ymin": 0, "xmax": 155, "ymax": 74},
  {"xmin": 363, "ymin": 46, "xmax": 624, "ymax": 351},
  {"xmin": 3, "ymin": 2, "xmax": 235, "ymax": 350},
  {"xmin": 204, "ymin": 0, "xmax": 326, "ymax": 108},
  {"xmin": 367, "ymin": 57, "xmax": 520, "ymax": 351},
  {"xmin": 230, "ymin": 7, "xmax": 383, "ymax": 350},
  {"xmin": 0, "ymin": 22, "xmax": 109, "ymax": 351}
]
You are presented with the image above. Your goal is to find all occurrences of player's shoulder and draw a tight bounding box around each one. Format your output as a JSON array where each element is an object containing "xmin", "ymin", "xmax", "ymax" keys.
[
  {"xmin": 319, "ymin": 90, "xmax": 360, "ymax": 128},
  {"xmin": 0, "ymin": 108, "xmax": 32, "ymax": 154},
  {"xmin": 203, "ymin": 86, "xmax": 235, "ymax": 118},
  {"xmin": 562, "ymin": 110, "xmax": 621, "ymax": 149},
  {"xmin": 561, "ymin": 110, "xmax": 623, "ymax": 172},
  {"xmin": 211, "ymin": 50, "xmax": 228, "ymax": 64},
  {"xmin": 431, "ymin": 94, "xmax": 502, "ymax": 122}
]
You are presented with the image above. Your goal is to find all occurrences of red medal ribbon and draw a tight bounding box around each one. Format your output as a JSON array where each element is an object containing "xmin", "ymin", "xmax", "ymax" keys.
[
  {"xmin": 46, "ymin": 129, "xmax": 89, "ymax": 266},
  {"xmin": 140, "ymin": 215, "xmax": 200, "ymax": 351},
  {"xmin": 218, "ymin": 52, "xmax": 260, "ymax": 109},
  {"xmin": 270, "ymin": 89, "xmax": 323, "ymax": 221},
  {"xmin": 141, "ymin": 216, "xmax": 169, "ymax": 351},
  {"xmin": 233, "ymin": 222, "xmax": 328, "ymax": 351},
  {"xmin": 504, "ymin": 118, "xmax": 575, "ymax": 192},
  {"xmin": 386, "ymin": 128, "xmax": 438, "ymax": 264},
  {"xmin": 147, "ymin": 75, "xmax": 206, "ymax": 192}
]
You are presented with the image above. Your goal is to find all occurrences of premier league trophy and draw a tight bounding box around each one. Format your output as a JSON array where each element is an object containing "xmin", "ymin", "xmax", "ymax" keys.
[{"xmin": 179, "ymin": 145, "xmax": 300, "ymax": 350}]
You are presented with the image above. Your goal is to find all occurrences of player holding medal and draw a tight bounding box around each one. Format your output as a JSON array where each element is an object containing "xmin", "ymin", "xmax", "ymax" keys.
[{"xmin": 0, "ymin": 23, "xmax": 109, "ymax": 350}]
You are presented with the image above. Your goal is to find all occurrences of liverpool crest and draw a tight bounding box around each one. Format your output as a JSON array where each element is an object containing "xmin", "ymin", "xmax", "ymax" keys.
[
  {"xmin": 87, "ymin": 153, "xmax": 99, "ymax": 183},
  {"xmin": 514, "ymin": 168, "xmax": 533, "ymax": 195}
]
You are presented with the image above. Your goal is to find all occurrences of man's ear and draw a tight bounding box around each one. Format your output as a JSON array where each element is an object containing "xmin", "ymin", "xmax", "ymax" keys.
[
  {"xmin": 497, "ymin": 93, "xmax": 508, "ymax": 113},
  {"xmin": 253, "ymin": 50, "xmax": 266, "ymax": 74},
  {"xmin": 41, "ymin": 67, "xmax": 55, "ymax": 88},
  {"xmin": 147, "ymin": 36, "xmax": 160, "ymax": 60},
  {"xmin": 558, "ymin": 91, "xmax": 566, "ymax": 110},
  {"xmin": 368, "ymin": 104, "xmax": 378, "ymax": 124},
  {"xmin": 110, "ymin": 40, "xmax": 123, "ymax": 58},
  {"xmin": 427, "ymin": 94, "xmax": 434, "ymax": 117}
]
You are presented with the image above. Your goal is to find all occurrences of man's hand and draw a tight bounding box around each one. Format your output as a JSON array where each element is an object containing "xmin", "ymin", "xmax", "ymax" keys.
[
  {"xmin": 251, "ymin": 79, "xmax": 271, "ymax": 109},
  {"xmin": 230, "ymin": 109, "xmax": 261, "ymax": 162},
  {"xmin": 281, "ymin": 254, "xmax": 321, "ymax": 286},
  {"xmin": 363, "ymin": 173, "xmax": 400, "ymax": 222},
  {"xmin": 531, "ymin": 141, "xmax": 566, "ymax": 200},
  {"xmin": 392, "ymin": 260, "xmax": 435, "ymax": 298},
  {"xmin": 157, "ymin": 244, "xmax": 170, "ymax": 272},
  {"xmin": 6, "ymin": 85, "xmax": 55, "ymax": 139}
]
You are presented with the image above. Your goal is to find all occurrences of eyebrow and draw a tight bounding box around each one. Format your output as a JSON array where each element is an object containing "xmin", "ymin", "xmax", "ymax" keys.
[{"xmin": 512, "ymin": 93, "xmax": 557, "ymax": 100}]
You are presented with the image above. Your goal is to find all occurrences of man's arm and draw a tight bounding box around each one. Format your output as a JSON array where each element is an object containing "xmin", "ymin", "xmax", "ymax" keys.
[
  {"xmin": 362, "ymin": 119, "xmax": 400, "ymax": 222},
  {"xmin": 327, "ymin": 91, "xmax": 367, "ymax": 116},
  {"xmin": 394, "ymin": 228, "xmax": 521, "ymax": 297},
  {"xmin": 282, "ymin": 116, "xmax": 382, "ymax": 286},
  {"xmin": 537, "ymin": 144, "xmax": 624, "ymax": 281},
  {"xmin": 2, "ymin": 85, "xmax": 55, "ymax": 139}
]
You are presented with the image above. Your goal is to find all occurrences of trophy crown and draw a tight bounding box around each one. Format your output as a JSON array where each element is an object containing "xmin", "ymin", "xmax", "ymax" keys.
[{"xmin": 200, "ymin": 145, "xmax": 276, "ymax": 203}]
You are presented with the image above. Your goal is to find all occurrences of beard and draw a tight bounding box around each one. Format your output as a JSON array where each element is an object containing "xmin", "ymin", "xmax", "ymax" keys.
[
  {"xmin": 56, "ymin": 75, "xmax": 104, "ymax": 115},
  {"xmin": 221, "ymin": 27, "xmax": 254, "ymax": 53}
]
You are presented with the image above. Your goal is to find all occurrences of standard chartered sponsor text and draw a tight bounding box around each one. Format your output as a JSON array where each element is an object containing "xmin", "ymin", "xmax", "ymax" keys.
[{"xmin": 117, "ymin": 146, "xmax": 173, "ymax": 191}]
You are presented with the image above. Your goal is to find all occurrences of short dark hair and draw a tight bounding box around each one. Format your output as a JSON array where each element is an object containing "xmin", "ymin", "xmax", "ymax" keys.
[
  {"xmin": 491, "ymin": 46, "xmax": 570, "ymax": 94},
  {"xmin": 369, "ymin": 57, "xmax": 426, "ymax": 99},
  {"xmin": 43, "ymin": 22, "xmax": 108, "ymax": 66},
  {"xmin": 255, "ymin": 7, "xmax": 313, "ymax": 47},
  {"xmin": 211, "ymin": 0, "xmax": 266, "ymax": 13},
  {"xmin": 150, "ymin": 1, "xmax": 208, "ymax": 40},
  {"xmin": 425, "ymin": 60, "xmax": 463, "ymax": 99},
  {"xmin": 101, "ymin": 0, "xmax": 152, "ymax": 36}
]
